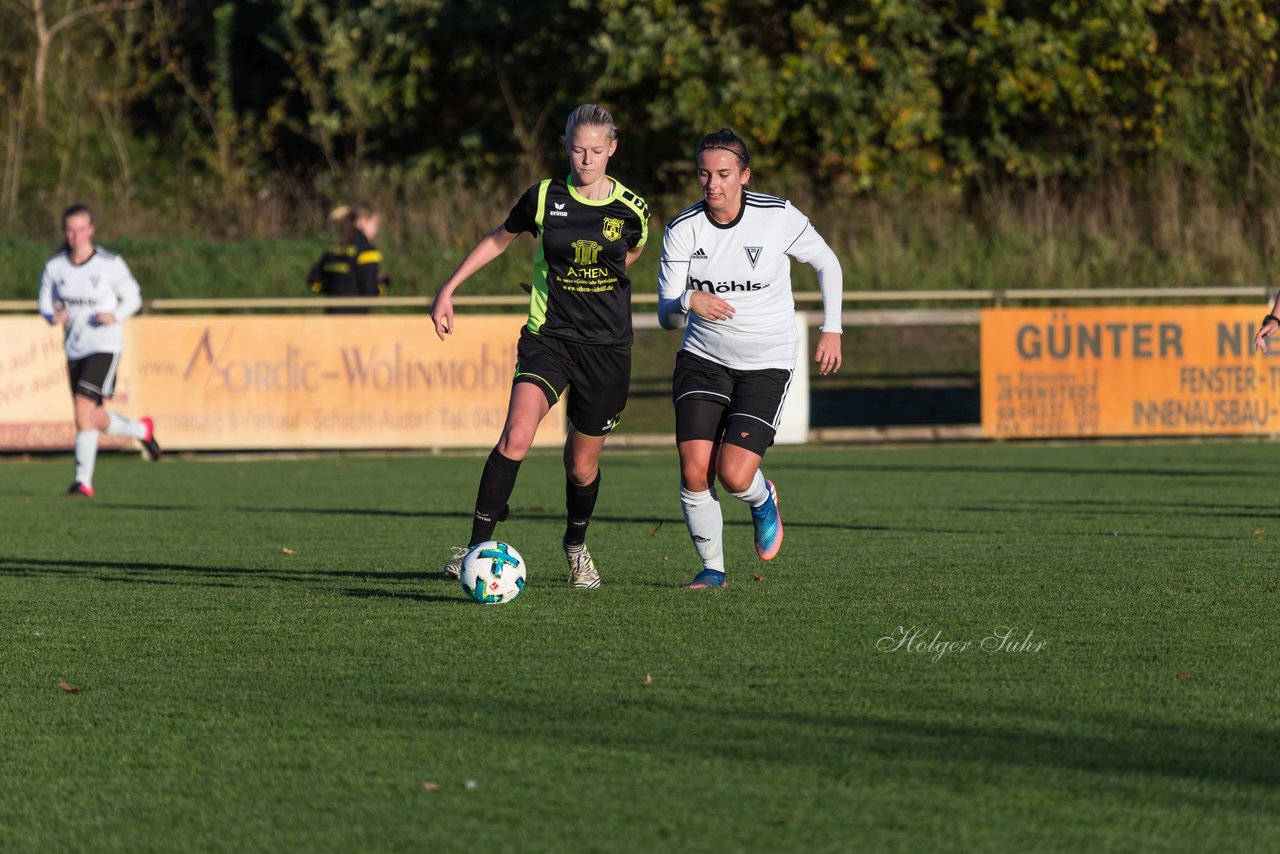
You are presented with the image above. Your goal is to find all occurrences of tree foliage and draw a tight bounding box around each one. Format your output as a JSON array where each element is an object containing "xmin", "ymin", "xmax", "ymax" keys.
[{"xmin": 0, "ymin": 0, "xmax": 1277, "ymax": 234}]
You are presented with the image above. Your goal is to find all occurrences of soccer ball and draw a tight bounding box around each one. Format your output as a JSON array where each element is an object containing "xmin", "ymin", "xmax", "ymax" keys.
[{"xmin": 459, "ymin": 541, "xmax": 526, "ymax": 604}]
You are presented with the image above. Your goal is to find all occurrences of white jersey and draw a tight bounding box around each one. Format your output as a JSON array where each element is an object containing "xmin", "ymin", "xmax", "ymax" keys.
[
  {"xmin": 657, "ymin": 191, "xmax": 842, "ymax": 370},
  {"xmin": 37, "ymin": 248, "xmax": 142, "ymax": 360}
]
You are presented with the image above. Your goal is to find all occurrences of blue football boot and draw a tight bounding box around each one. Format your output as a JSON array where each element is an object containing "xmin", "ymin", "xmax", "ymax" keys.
[
  {"xmin": 681, "ymin": 568, "xmax": 727, "ymax": 589},
  {"xmin": 751, "ymin": 480, "xmax": 783, "ymax": 560}
]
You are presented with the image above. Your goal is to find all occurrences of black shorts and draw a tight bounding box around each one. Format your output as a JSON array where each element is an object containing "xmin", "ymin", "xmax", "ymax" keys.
[
  {"xmin": 514, "ymin": 327, "xmax": 630, "ymax": 436},
  {"xmin": 67, "ymin": 352, "xmax": 120, "ymax": 404},
  {"xmin": 672, "ymin": 350, "xmax": 793, "ymax": 456}
]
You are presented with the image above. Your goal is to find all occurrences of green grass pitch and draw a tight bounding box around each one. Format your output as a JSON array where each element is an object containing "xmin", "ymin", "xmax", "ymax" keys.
[{"xmin": 2, "ymin": 443, "xmax": 1278, "ymax": 851}]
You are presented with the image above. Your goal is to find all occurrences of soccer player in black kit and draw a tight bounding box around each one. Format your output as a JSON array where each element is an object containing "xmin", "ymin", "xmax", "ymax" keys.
[{"xmin": 430, "ymin": 104, "xmax": 649, "ymax": 588}]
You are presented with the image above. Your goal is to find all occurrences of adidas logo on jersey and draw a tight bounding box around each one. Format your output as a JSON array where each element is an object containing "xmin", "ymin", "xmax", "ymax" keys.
[{"xmin": 691, "ymin": 248, "xmax": 708, "ymax": 259}]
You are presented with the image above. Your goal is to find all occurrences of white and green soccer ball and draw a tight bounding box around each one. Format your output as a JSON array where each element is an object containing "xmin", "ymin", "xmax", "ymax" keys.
[{"xmin": 459, "ymin": 541, "xmax": 526, "ymax": 604}]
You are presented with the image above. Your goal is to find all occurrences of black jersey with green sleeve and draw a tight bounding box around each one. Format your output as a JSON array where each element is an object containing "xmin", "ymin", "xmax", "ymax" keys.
[{"xmin": 504, "ymin": 176, "xmax": 649, "ymax": 348}]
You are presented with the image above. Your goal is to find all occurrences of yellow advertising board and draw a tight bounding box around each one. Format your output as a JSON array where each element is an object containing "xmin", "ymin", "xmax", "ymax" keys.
[
  {"xmin": 982, "ymin": 306, "xmax": 1280, "ymax": 437},
  {"xmin": 0, "ymin": 315, "xmax": 562, "ymax": 450},
  {"xmin": 0, "ymin": 318, "xmax": 134, "ymax": 450}
]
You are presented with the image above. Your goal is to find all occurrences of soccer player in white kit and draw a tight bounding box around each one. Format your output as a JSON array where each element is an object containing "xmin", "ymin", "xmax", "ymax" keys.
[
  {"xmin": 37, "ymin": 204, "xmax": 161, "ymax": 497},
  {"xmin": 658, "ymin": 130, "xmax": 843, "ymax": 588}
]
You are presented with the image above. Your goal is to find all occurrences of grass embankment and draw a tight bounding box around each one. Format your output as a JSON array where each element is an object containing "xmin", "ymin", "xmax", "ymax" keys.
[{"xmin": 4, "ymin": 178, "xmax": 1278, "ymax": 302}]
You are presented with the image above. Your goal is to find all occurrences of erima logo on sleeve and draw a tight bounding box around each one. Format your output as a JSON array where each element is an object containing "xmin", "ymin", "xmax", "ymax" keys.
[{"xmin": 549, "ymin": 202, "xmax": 568, "ymax": 218}]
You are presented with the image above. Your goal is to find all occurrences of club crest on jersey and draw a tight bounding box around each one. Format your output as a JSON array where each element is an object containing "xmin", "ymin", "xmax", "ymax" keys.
[
  {"xmin": 744, "ymin": 246, "xmax": 763, "ymax": 268},
  {"xmin": 572, "ymin": 239, "xmax": 602, "ymax": 265},
  {"xmin": 602, "ymin": 216, "xmax": 624, "ymax": 241}
]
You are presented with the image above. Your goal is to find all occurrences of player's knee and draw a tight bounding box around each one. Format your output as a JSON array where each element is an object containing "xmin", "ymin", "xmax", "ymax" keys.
[
  {"xmin": 718, "ymin": 472, "xmax": 753, "ymax": 494},
  {"xmin": 496, "ymin": 432, "xmax": 534, "ymax": 460},
  {"xmin": 716, "ymin": 461, "xmax": 757, "ymax": 494},
  {"xmin": 74, "ymin": 402, "xmax": 103, "ymax": 431},
  {"xmin": 680, "ymin": 460, "xmax": 712, "ymax": 492},
  {"xmin": 566, "ymin": 462, "xmax": 598, "ymax": 487}
]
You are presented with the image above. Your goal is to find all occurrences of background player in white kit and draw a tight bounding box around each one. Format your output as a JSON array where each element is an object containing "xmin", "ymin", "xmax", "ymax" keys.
[
  {"xmin": 38, "ymin": 204, "xmax": 161, "ymax": 497},
  {"xmin": 658, "ymin": 129, "xmax": 843, "ymax": 589}
]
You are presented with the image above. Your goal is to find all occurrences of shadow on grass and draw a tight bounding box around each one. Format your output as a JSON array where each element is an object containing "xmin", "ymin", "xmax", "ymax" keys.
[
  {"xmin": 0, "ymin": 555, "xmax": 514, "ymax": 605},
  {"xmin": 96, "ymin": 575, "xmax": 238, "ymax": 589},
  {"xmin": 0, "ymin": 552, "xmax": 883, "ymax": 601},
  {"xmin": 0, "ymin": 555, "xmax": 428, "ymax": 584},
  {"xmin": 91, "ymin": 503, "xmax": 870, "ymax": 533},
  {"xmin": 416, "ymin": 688, "xmax": 1280, "ymax": 799},
  {"xmin": 959, "ymin": 497, "xmax": 1280, "ymax": 521},
  {"xmin": 779, "ymin": 462, "xmax": 1270, "ymax": 479},
  {"xmin": 343, "ymin": 586, "xmax": 471, "ymax": 605}
]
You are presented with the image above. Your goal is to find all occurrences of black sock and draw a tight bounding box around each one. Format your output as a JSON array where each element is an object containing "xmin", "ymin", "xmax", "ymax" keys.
[
  {"xmin": 470, "ymin": 448, "xmax": 521, "ymax": 545},
  {"xmin": 563, "ymin": 471, "xmax": 602, "ymax": 547}
]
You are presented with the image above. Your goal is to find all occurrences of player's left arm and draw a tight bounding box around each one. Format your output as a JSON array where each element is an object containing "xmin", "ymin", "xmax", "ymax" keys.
[
  {"xmin": 306, "ymin": 258, "xmax": 325, "ymax": 294},
  {"xmin": 99, "ymin": 258, "xmax": 143, "ymax": 326},
  {"xmin": 622, "ymin": 193, "xmax": 649, "ymax": 270},
  {"xmin": 785, "ymin": 207, "xmax": 843, "ymax": 375}
]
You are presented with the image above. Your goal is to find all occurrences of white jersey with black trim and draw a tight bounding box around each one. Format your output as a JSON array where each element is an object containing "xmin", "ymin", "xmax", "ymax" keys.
[
  {"xmin": 658, "ymin": 191, "xmax": 842, "ymax": 370},
  {"xmin": 37, "ymin": 248, "xmax": 142, "ymax": 360}
]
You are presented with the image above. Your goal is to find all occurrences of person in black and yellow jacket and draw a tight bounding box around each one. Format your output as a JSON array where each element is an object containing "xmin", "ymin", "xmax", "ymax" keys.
[{"xmin": 307, "ymin": 204, "xmax": 389, "ymax": 313}]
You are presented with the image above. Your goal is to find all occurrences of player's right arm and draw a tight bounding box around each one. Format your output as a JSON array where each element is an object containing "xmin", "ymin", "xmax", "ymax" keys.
[
  {"xmin": 306, "ymin": 258, "xmax": 325, "ymax": 294},
  {"xmin": 1255, "ymin": 294, "xmax": 1280, "ymax": 352},
  {"xmin": 658, "ymin": 222, "xmax": 693, "ymax": 330},
  {"xmin": 430, "ymin": 225, "xmax": 519, "ymax": 340},
  {"xmin": 433, "ymin": 184, "xmax": 543, "ymax": 341},
  {"xmin": 37, "ymin": 263, "xmax": 65, "ymax": 326}
]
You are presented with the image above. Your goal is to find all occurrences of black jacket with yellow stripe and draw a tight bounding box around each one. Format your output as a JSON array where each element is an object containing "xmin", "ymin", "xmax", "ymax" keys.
[{"xmin": 307, "ymin": 229, "xmax": 385, "ymax": 313}]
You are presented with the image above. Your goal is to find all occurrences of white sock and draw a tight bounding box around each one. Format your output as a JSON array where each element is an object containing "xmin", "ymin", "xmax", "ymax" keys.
[
  {"xmin": 75, "ymin": 430, "xmax": 99, "ymax": 486},
  {"xmin": 680, "ymin": 486, "xmax": 724, "ymax": 571},
  {"xmin": 105, "ymin": 412, "xmax": 146, "ymax": 439},
  {"xmin": 730, "ymin": 469, "xmax": 770, "ymax": 508}
]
